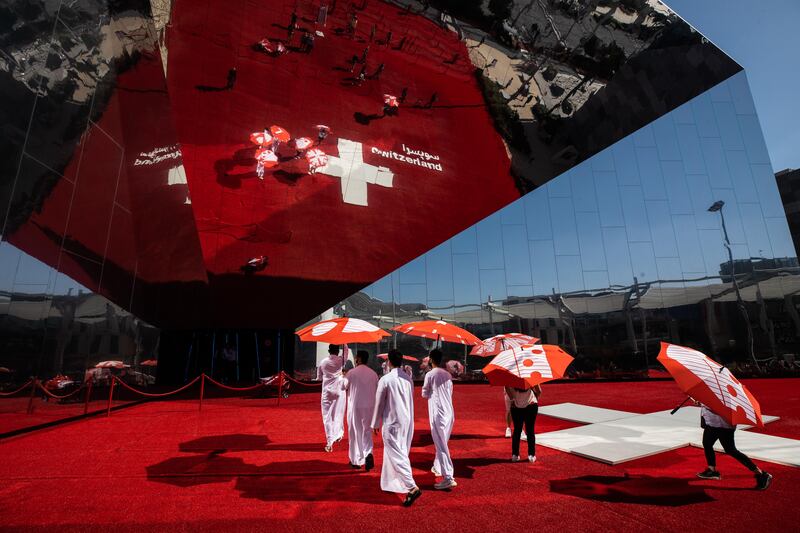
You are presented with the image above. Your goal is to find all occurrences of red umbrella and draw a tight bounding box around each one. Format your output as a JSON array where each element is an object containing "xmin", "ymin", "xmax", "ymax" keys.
[
  {"xmin": 306, "ymin": 148, "xmax": 328, "ymax": 173},
  {"xmin": 377, "ymin": 353, "xmax": 419, "ymax": 362},
  {"xmin": 482, "ymin": 344, "xmax": 573, "ymax": 389},
  {"xmin": 296, "ymin": 317, "xmax": 390, "ymax": 344},
  {"xmin": 657, "ymin": 342, "xmax": 763, "ymax": 427},
  {"xmin": 95, "ymin": 360, "xmax": 127, "ymax": 369},
  {"xmin": 249, "ymin": 130, "xmax": 272, "ymax": 146},
  {"xmin": 269, "ymin": 125, "xmax": 291, "ymax": 142},
  {"xmin": 383, "ymin": 94, "xmax": 399, "ymax": 107},
  {"xmin": 393, "ymin": 320, "xmax": 480, "ymax": 345},
  {"xmin": 470, "ymin": 333, "xmax": 540, "ymax": 357}
]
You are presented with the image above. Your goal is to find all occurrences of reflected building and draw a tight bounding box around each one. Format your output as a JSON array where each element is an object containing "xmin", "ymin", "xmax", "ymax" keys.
[{"xmin": 0, "ymin": 0, "xmax": 796, "ymax": 391}]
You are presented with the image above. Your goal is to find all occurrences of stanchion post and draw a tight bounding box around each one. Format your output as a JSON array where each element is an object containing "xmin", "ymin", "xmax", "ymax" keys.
[
  {"xmin": 26, "ymin": 378, "xmax": 38, "ymax": 414},
  {"xmin": 84, "ymin": 379, "xmax": 93, "ymax": 415},
  {"xmin": 199, "ymin": 374, "xmax": 205, "ymax": 411},
  {"xmin": 277, "ymin": 371, "xmax": 284, "ymax": 406},
  {"xmin": 106, "ymin": 377, "xmax": 116, "ymax": 417}
]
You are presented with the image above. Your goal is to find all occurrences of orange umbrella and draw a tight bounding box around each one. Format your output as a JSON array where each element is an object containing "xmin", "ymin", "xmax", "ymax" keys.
[
  {"xmin": 377, "ymin": 353, "xmax": 419, "ymax": 362},
  {"xmin": 470, "ymin": 333, "xmax": 540, "ymax": 357},
  {"xmin": 256, "ymin": 148, "xmax": 279, "ymax": 167},
  {"xmin": 140, "ymin": 359, "xmax": 158, "ymax": 367},
  {"xmin": 482, "ymin": 344, "xmax": 573, "ymax": 389},
  {"xmin": 294, "ymin": 137, "xmax": 313, "ymax": 150},
  {"xmin": 296, "ymin": 317, "xmax": 390, "ymax": 344},
  {"xmin": 305, "ymin": 148, "xmax": 328, "ymax": 173},
  {"xmin": 269, "ymin": 125, "xmax": 291, "ymax": 142},
  {"xmin": 383, "ymin": 94, "xmax": 399, "ymax": 107},
  {"xmin": 393, "ymin": 320, "xmax": 480, "ymax": 345},
  {"xmin": 657, "ymin": 342, "xmax": 763, "ymax": 427}
]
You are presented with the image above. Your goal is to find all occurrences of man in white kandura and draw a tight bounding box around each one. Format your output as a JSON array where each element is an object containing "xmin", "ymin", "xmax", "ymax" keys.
[
  {"xmin": 422, "ymin": 349, "xmax": 456, "ymax": 490},
  {"xmin": 342, "ymin": 350, "xmax": 378, "ymax": 470},
  {"xmin": 371, "ymin": 349, "xmax": 421, "ymax": 506},
  {"xmin": 318, "ymin": 344, "xmax": 348, "ymax": 452}
]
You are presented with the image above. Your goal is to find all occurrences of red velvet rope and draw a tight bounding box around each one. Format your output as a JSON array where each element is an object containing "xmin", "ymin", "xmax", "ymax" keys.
[
  {"xmin": 37, "ymin": 381, "xmax": 87, "ymax": 399},
  {"xmin": 112, "ymin": 375, "xmax": 202, "ymax": 398},
  {"xmin": 280, "ymin": 372, "xmax": 322, "ymax": 387},
  {"xmin": 0, "ymin": 380, "xmax": 34, "ymax": 396},
  {"xmin": 203, "ymin": 374, "xmax": 268, "ymax": 392}
]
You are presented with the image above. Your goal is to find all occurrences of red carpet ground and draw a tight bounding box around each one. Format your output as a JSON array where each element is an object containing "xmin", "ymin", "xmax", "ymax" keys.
[{"xmin": 1, "ymin": 379, "xmax": 798, "ymax": 532}]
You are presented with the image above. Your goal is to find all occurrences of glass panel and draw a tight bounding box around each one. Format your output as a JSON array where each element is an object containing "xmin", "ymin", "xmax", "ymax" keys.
[
  {"xmin": 399, "ymin": 283, "xmax": 426, "ymax": 305},
  {"xmin": 570, "ymin": 164, "xmax": 597, "ymax": 212},
  {"xmin": 727, "ymin": 72, "xmax": 758, "ymax": 115},
  {"xmin": 675, "ymin": 123, "xmax": 706, "ymax": 174},
  {"xmin": 765, "ymin": 217, "xmax": 797, "ymax": 259},
  {"xmin": 726, "ymin": 151, "xmax": 758, "ymax": 201},
  {"xmin": 500, "ymin": 199, "xmax": 524, "ymax": 225},
  {"xmin": 687, "ymin": 174, "xmax": 717, "ymax": 230},
  {"xmin": 476, "ymin": 212, "xmax": 504, "ymax": 269},
  {"xmin": 594, "ymin": 171, "xmax": 625, "ymax": 227},
  {"xmin": 612, "ymin": 136, "xmax": 640, "ymax": 186},
  {"xmin": 524, "ymin": 188, "xmax": 552, "ymax": 240},
  {"xmin": 739, "ymin": 203, "xmax": 773, "ymax": 259},
  {"xmin": 479, "ymin": 269, "xmax": 507, "ymax": 302},
  {"xmin": 712, "ymin": 102, "xmax": 745, "ymax": 150},
  {"xmin": 636, "ymin": 147, "xmax": 667, "ymax": 200},
  {"xmin": 530, "ymin": 240, "xmax": 557, "ymax": 296},
  {"xmin": 501, "ymin": 225, "xmax": 531, "ymax": 287},
  {"xmin": 452, "ymin": 255, "xmax": 481, "ymax": 307},
  {"xmin": 426, "ymin": 242, "xmax": 454, "ymax": 302},
  {"xmin": 583, "ymin": 270, "xmax": 609, "ymax": 292},
  {"xmin": 549, "ymin": 197, "xmax": 579, "ymax": 255},
  {"xmin": 555, "ymin": 255, "xmax": 583, "ymax": 293},
  {"xmin": 652, "ymin": 116, "xmax": 681, "ymax": 161},
  {"xmin": 451, "ymin": 226, "xmax": 477, "ymax": 254},
  {"xmin": 701, "ymin": 138, "xmax": 733, "ymax": 189},
  {"xmin": 738, "ymin": 115, "xmax": 771, "ymax": 165},
  {"xmin": 619, "ymin": 186, "xmax": 651, "ymax": 242},
  {"xmin": 398, "ymin": 255, "xmax": 426, "ymax": 284},
  {"xmin": 691, "ymin": 92, "xmax": 720, "ymax": 138},
  {"xmin": 575, "ymin": 212, "xmax": 605, "ymax": 271},
  {"xmin": 629, "ymin": 242, "xmax": 658, "ymax": 282},
  {"xmin": 645, "ymin": 200, "xmax": 678, "ymax": 257},
  {"xmin": 707, "ymin": 189, "xmax": 746, "ymax": 244},
  {"xmin": 590, "ymin": 149, "xmax": 614, "ymax": 172},
  {"xmin": 662, "ymin": 161, "xmax": 693, "ymax": 215},
  {"xmin": 751, "ymin": 163, "xmax": 787, "ymax": 217},
  {"xmin": 602, "ymin": 227, "xmax": 633, "ymax": 286},
  {"xmin": 673, "ymin": 215, "xmax": 705, "ymax": 273}
]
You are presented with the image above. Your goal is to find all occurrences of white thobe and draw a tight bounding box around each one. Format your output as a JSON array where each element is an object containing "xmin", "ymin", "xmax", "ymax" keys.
[
  {"xmin": 318, "ymin": 352, "xmax": 346, "ymax": 446},
  {"xmin": 422, "ymin": 367, "xmax": 455, "ymax": 481},
  {"xmin": 371, "ymin": 367, "xmax": 416, "ymax": 493},
  {"xmin": 342, "ymin": 364, "xmax": 379, "ymax": 466}
]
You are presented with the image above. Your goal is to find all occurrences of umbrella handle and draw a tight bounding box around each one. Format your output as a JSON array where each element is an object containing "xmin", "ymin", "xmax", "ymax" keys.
[{"xmin": 670, "ymin": 396, "xmax": 691, "ymax": 415}]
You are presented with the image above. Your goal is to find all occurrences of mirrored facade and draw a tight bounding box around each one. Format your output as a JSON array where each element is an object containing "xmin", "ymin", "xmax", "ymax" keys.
[{"xmin": 328, "ymin": 72, "xmax": 799, "ymax": 379}]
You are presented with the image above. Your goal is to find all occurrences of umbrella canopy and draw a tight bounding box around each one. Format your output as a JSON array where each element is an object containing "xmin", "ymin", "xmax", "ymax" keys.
[
  {"xmin": 483, "ymin": 344, "xmax": 573, "ymax": 389},
  {"xmin": 139, "ymin": 359, "xmax": 158, "ymax": 367},
  {"xmin": 256, "ymin": 148, "xmax": 279, "ymax": 167},
  {"xmin": 294, "ymin": 137, "xmax": 313, "ymax": 150},
  {"xmin": 250, "ymin": 130, "xmax": 272, "ymax": 146},
  {"xmin": 95, "ymin": 360, "xmax": 127, "ymax": 369},
  {"xmin": 296, "ymin": 317, "xmax": 390, "ymax": 344},
  {"xmin": 306, "ymin": 148, "xmax": 328, "ymax": 173},
  {"xmin": 269, "ymin": 125, "xmax": 291, "ymax": 142},
  {"xmin": 470, "ymin": 333, "xmax": 540, "ymax": 357},
  {"xmin": 657, "ymin": 342, "xmax": 763, "ymax": 427},
  {"xmin": 377, "ymin": 353, "xmax": 419, "ymax": 362},
  {"xmin": 445, "ymin": 360, "xmax": 465, "ymax": 377},
  {"xmin": 383, "ymin": 94, "xmax": 399, "ymax": 107},
  {"xmin": 393, "ymin": 320, "xmax": 480, "ymax": 345}
]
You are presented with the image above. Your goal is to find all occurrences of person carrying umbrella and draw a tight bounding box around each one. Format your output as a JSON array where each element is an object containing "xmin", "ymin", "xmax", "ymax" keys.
[
  {"xmin": 371, "ymin": 349, "xmax": 421, "ymax": 506},
  {"xmin": 506, "ymin": 383, "xmax": 540, "ymax": 463},
  {"xmin": 422, "ymin": 349, "xmax": 456, "ymax": 490},
  {"xmin": 318, "ymin": 344, "xmax": 349, "ymax": 452},
  {"xmin": 342, "ymin": 350, "xmax": 379, "ymax": 471},
  {"xmin": 696, "ymin": 400, "xmax": 772, "ymax": 489}
]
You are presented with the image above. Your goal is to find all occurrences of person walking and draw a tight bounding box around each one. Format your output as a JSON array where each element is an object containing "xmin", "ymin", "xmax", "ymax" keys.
[
  {"xmin": 371, "ymin": 349, "xmax": 421, "ymax": 506},
  {"xmin": 318, "ymin": 344, "xmax": 348, "ymax": 452},
  {"xmin": 505, "ymin": 384, "xmax": 540, "ymax": 463},
  {"xmin": 225, "ymin": 67, "xmax": 237, "ymax": 90},
  {"xmin": 422, "ymin": 349, "xmax": 456, "ymax": 490},
  {"xmin": 343, "ymin": 351, "xmax": 379, "ymax": 470},
  {"xmin": 696, "ymin": 402, "xmax": 772, "ymax": 489},
  {"xmin": 503, "ymin": 388, "xmax": 527, "ymax": 442}
]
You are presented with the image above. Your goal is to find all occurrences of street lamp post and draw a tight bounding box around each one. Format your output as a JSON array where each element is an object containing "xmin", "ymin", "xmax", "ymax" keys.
[{"xmin": 708, "ymin": 201, "xmax": 761, "ymax": 372}]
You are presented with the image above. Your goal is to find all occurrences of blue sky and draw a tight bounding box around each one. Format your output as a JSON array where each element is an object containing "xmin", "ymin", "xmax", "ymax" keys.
[{"xmin": 668, "ymin": 0, "xmax": 800, "ymax": 171}]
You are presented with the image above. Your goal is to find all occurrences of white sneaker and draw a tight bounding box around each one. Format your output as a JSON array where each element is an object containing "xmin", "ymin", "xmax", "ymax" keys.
[
  {"xmin": 505, "ymin": 427, "xmax": 512, "ymax": 438},
  {"xmin": 434, "ymin": 478, "xmax": 457, "ymax": 490},
  {"xmin": 431, "ymin": 466, "xmax": 441, "ymax": 476},
  {"xmin": 521, "ymin": 432, "xmax": 528, "ymax": 441},
  {"xmin": 528, "ymin": 455, "xmax": 537, "ymax": 463},
  {"xmin": 324, "ymin": 445, "xmax": 332, "ymax": 453},
  {"xmin": 511, "ymin": 455, "xmax": 520, "ymax": 462}
]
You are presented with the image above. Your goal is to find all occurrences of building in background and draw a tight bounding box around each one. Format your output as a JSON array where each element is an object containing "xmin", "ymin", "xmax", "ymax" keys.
[{"xmin": 776, "ymin": 168, "xmax": 800, "ymax": 254}]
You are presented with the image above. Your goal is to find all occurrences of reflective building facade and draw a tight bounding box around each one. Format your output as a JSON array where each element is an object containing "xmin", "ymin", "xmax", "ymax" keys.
[
  {"xmin": 330, "ymin": 72, "xmax": 799, "ymax": 377},
  {"xmin": 0, "ymin": 0, "xmax": 796, "ymax": 419}
]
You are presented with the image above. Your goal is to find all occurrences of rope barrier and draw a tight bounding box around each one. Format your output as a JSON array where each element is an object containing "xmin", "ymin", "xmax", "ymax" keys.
[
  {"xmin": 202, "ymin": 374, "xmax": 269, "ymax": 392},
  {"xmin": 112, "ymin": 375, "xmax": 202, "ymax": 398},
  {"xmin": 0, "ymin": 380, "xmax": 34, "ymax": 397},
  {"xmin": 280, "ymin": 372, "xmax": 322, "ymax": 387},
  {"xmin": 37, "ymin": 381, "xmax": 87, "ymax": 400}
]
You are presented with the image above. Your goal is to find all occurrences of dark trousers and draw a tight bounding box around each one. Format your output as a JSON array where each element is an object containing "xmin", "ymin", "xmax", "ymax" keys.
[
  {"xmin": 702, "ymin": 427, "xmax": 758, "ymax": 472},
  {"xmin": 511, "ymin": 404, "xmax": 538, "ymax": 457}
]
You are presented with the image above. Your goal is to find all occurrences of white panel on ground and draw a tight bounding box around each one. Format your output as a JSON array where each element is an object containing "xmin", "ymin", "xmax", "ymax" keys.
[{"xmin": 538, "ymin": 402, "xmax": 636, "ymax": 424}]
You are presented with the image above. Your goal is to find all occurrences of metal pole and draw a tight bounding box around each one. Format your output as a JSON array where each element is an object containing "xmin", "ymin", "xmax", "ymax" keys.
[{"xmin": 719, "ymin": 208, "xmax": 761, "ymax": 372}]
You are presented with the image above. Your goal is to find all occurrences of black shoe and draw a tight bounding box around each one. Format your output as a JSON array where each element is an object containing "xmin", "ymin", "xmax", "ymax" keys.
[
  {"xmin": 756, "ymin": 471, "xmax": 773, "ymax": 490},
  {"xmin": 697, "ymin": 469, "xmax": 721, "ymax": 480},
  {"xmin": 348, "ymin": 462, "xmax": 361, "ymax": 469},
  {"xmin": 365, "ymin": 453, "xmax": 374, "ymax": 472},
  {"xmin": 403, "ymin": 487, "xmax": 421, "ymax": 507}
]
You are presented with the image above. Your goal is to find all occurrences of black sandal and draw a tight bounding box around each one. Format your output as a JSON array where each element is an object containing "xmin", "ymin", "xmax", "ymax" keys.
[{"xmin": 403, "ymin": 487, "xmax": 422, "ymax": 507}]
